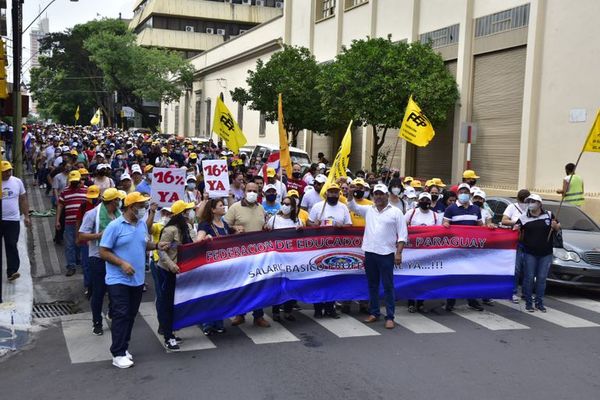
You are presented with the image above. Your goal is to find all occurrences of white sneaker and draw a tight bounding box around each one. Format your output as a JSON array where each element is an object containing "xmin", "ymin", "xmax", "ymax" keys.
[
  {"xmin": 511, "ymin": 294, "xmax": 520, "ymax": 304},
  {"xmin": 125, "ymin": 350, "xmax": 133, "ymax": 361},
  {"xmin": 112, "ymin": 356, "xmax": 134, "ymax": 369}
]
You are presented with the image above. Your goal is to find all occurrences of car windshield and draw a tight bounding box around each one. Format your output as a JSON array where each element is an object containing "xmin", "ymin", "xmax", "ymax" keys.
[
  {"xmin": 544, "ymin": 205, "xmax": 600, "ymax": 232},
  {"xmin": 290, "ymin": 151, "xmax": 310, "ymax": 165}
]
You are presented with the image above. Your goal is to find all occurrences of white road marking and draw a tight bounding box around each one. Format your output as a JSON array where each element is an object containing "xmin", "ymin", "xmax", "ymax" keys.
[
  {"xmin": 392, "ymin": 308, "xmax": 455, "ymax": 333},
  {"xmin": 233, "ymin": 314, "xmax": 299, "ymax": 344},
  {"xmin": 499, "ymin": 300, "xmax": 599, "ymax": 328},
  {"xmin": 549, "ymin": 296, "xmax": 600, "ymax": 314},
  {"xmin": 61, "ymin": 313, "xmax": 112, "ymax": 364},
  {"xmin": 453, "ymin": 305, "xmax": 529, "ymax": 330},
  {"xmin": 300, "ymin": 310, "xmax": 380, "ymax": 338}
]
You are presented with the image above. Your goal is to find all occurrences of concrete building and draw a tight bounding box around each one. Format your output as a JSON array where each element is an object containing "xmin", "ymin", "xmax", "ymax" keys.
[
  {"xmin": 29, "ymin": 15, "xmax": 49, "ymax": 115},
  {"xmin": 163, "ymin": 0, "xmax": 600, "ymax": 219}
]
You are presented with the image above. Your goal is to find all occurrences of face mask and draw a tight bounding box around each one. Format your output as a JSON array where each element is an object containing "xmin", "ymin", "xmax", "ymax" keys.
[
  {"xmin": 528, "ymin": 203, "xmax": 540, "ymax": 212},
  {"xmin": 265, "ymin": 193, "xmax": 277, "ymax": 203},
  {"xmin": 418, "ymin": 202, "xmax": 430, "ymax": 210},
  {"xmin": 391, "ymin": 187, "xmax": 402, "ymax": 196},
  {"xmin": 246, "ymin": 192, "xmax": 258, "ymax": 203},
  {"xmin": 326, "ymin": 196, "xmax": 339, "ymax": 206},
  {"xmin": 160, "ymin": 217, "xmax": 170, "ymax": 225},
  {"xmin": 353, "ymin": 190, "xmax": 364, "ymax": 199},
  {"xmin": 364, "ymin": 190, "xmax": 370, "ymax": 198},
  {"xmin": 187, "ymin": 182, "xmax": 196, "ymax": 190},
  {"xmin": 467, "ymin": 180, "xmax": 477, "ymax": 187},
  {"xmin": 473, "ymin": 201, "xmax": 484, "ymax": 208},
  {"xmin": 292, "ymin": 172, "xmax": 301, "ymax": 179},
  {"xmin": 431, "ymin": 194, "xmax": 439, "ymax": 202},
  {"xmin": 136, "ymin": 207, "xmax": 147, "ymax": 220},
  {"xmin": 458, "ymin": 193, "xmax": 470, "ymax": 204},
  {"xmin": 280, "ymin": 205, "xmax": 291, "ymax": 215}
]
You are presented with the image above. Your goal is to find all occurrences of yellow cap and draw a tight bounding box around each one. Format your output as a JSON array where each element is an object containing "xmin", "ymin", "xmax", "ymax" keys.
[
  {"xmin": 68, "ymin": 170, "xmax": 82, "ymax": 183},
  {"xmin": 161, "ymin": 147, "xmax": 168, "ymax": 154},
  {"xmin": 267, "ymin": 167, "xmax": 276, "ymax": 178},
  {"xmin": 425, "ymin": 179, "xmax": 434, "ymax": 187},
  {"xmin": 92, "ymin": 140, "xmax": 98, "ymax": 145},
  {"xmin": 352, "ymin": 178, "xmax": 366, "ymax": 187},
  {"xmin": 188, "ymin": 145, "xmax": 194, "ymax": 150},
  {"xmin": 462, "ymin": 170, "xmax": 480, "ymax": 179},
  {"xmin": 103, "ymin": 188, "xmax": 127, "ymax": 202},
  {"xmin": 124, "ymin": 191, "xmax": 150, "ymax": 207},
  {"xmin": 326, "ymin": 183, "xmax": 341, "ymax": 191},
  {"xmin": 410, "ymin": 180, "xmax": 422, "ymax": 188},
  {"xmin": 115, "ymin": 149, "xmax": 123, "ymax": 155},
  {"xmin": 403, "ymin": 176, "xmax": 414, "ymax": 183},
  {"xmin": 79, "ymin": 168, "xmax": 89, "ymax": 175},
  {"xmin": 86, "ymin": 185, "xmax": 100, "ymax": 199},
  {"xmin": 135, "ymin": 150, "xmax": 143, "ymax": 156},
  {"xmin": 70, "ymin": 150, "xmax": 78, "ymax": 155},
  {"xmin": 431, "ymin": 178, "xmax": 446, "ymax": 187},
  {"xmin": 144, "ymin": 165, "xmax": 154, "ymax": 173},
  {"xmin": 1, "ymin": 160, "xmax": 13, "ymax": 172},
  {"xmin": 287, "ymin": 189, "xmax": 300, "ymax": 198},
  {"xmin": 171, "ymin": 200, "xmax": 195, "ymax": 216},
  {"xmin": 189, "ymin": 153, "xmax": 198, "ymax": 159}
]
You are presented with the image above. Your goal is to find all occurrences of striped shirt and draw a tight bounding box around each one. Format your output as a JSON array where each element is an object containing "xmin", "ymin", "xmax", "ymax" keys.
[
  {"xmin": 443, "ymin": 201, "xmax": 482, "ymax": 226},
  {"xmin": 58, "ymin": 186, "xmax": 88, "ymax": 225}
]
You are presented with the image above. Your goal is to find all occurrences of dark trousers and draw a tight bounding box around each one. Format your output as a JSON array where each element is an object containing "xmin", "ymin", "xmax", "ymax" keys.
[
  {"xmin": 365, "ymin": 252, "xmax": 396, "ymax": 320},
  {"xmin": 158, "ymin": 268, "xmax": 176, "ymax": 341},
  {"xmin": 89, "ymin": 257, "xmax": 107, "ymax": 326},
  {"xmin": 1, "ymin": 220, "xmax": 21, "ymax": 278},
  {"xmin": 272, "ymin": 300, "xmax": 294, "ymax": 315},
  {"xmin": 313, "ymin": 302, "xmax": 335, "ymax": 314},
  {"xmin": 107, "ymin": 284, "xmax": 143, "ymax": 357},
  {"xmin": 446, "ymin": 298, "xmax": 479, "ymax": 308}
]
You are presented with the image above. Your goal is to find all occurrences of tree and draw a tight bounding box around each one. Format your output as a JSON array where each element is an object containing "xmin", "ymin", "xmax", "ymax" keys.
[
  {"xmin": 320, "ymin": 37, "xmax": 460, "ymax": 172},
  {"xmin": 30, "ymin": 19, "xmax": 193, "ymax": 126},
  {"xmin": 231, "ymin": 45, "xmax": 323, "ymax": 147}
]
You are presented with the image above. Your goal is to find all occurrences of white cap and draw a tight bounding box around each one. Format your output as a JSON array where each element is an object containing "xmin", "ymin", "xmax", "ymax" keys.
[
  {"xmin": 120, "ymin": 173, "xmax": 131, "ymax": 181},
  {"xmin": 472, "ymin": 189, "xmax": 486, "ymax": 200},
  {"xmin": 161, "ymin": 207, "xmax": 172, "ymax": 213},
  {"xmin": 372, "ymin": 183, "xmax": 388, "ymax": 194},
  {"xmin": 62, "ymin": 145, "xmax": 70, "ymax": 152},
  {"xmin": 469, "ymin": 185, "xmax": 481, "ymax": 194},
  {"xmin": 457, "ymin": 183, "xmax": 471, "ymax": 191},
  {"xmin": 318, "ymin": 163, "xmax": 326, "ymax": 170},
  {"xmin": 418, "ymin": 192, "xmax": 432, "ymax": 201},
  {"xmin": 96, "ymin": 152, "xmax": 105, "ymax": 158},
  {"xmin": 131, "ymin": 164, "xmax": 142, "ymax": 174},
  {"xmin": 314, "ymin": 174, "xmax": 327, "ymax": 184},
  {"xmin": 186, "ymin": 174, "xmax": 197, "ymax": 182},
  {"xmin": 96, "ymin": 163, "xmax": 108, "ymax": 170},
  {"xmin": 525, "ymin": 193, "xmax": 543, "ymax": 203},
  {"xmin": 263, "ymin": 183, "xmax": 277, "ymax": 193},
  {"xmin": 404, "ymin": 188, "xmax": 417, "ymax": 199}
]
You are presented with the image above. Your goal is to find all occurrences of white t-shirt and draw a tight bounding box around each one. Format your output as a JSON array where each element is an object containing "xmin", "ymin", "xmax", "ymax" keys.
[
  {"xmin": 266, "ymin": 214, "xmax": 303, "ymax": 230},
  {"xmin": 404, "ymin": 208, "xmax": 441, "ymax": 226},
  {"xmin": 2, "ymin": 176, "xmax": 26, "ymax": 221},
  {"xmin": 309, "ymin": 201, "xmax": 351, "ymax": 226},
  {"xmin": 481, "ymin": 207, "xmax": 492, "ymax": 223},
  {"xmin": 503, "ymin": 202, "xmax": 525, "ymax": 223},
  {"xmin": 301, "ymin": 187, "xmax": 322, "ymax": 211}
]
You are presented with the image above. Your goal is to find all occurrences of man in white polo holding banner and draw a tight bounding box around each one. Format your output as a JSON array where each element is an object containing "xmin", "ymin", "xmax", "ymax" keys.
[{"xmin": 347, "ymin": 183, "xmax": 408, "ymax": 329}]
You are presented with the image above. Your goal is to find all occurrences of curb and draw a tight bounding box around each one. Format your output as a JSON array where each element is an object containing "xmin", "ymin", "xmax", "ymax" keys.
[{"xmin": 0, "ymin": 220, "xmax": 33, "ymax": 330}]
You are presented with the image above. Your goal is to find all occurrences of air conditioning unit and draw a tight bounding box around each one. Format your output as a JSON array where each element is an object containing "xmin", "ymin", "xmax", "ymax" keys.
[
  {"xmin": 206, "ymin": 27, "xmax": 214, "ymax": 34},
  {"xmin": 185, "ymin": 26, "xmax": 194, "ymax": 32},
  {"xmin": 242, "ymin": 0, "xmax": 251, "ymax": 5},
  {"xmin": 275, "ymin": 1, "xmax": 284, "ymax": 8},
  {"xmin": 255, "ymin": 0, "xmax": 265, "ymax": 6},
  {"xmin": 216, "ymin": 29, "xmax": 226, "ymax": 35}
]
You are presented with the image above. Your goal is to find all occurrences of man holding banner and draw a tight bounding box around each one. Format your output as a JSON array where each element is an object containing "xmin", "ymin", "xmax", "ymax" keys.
[{"xmin": 347, "ymin": 183, "xmax": 407, "ymax": 329}]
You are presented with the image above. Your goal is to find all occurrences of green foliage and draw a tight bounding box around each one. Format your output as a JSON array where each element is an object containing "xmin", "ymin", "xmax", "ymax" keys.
[
  {"xmin": 231, "ymin": 45, "xmax": 323, "ymax": 146},
  {"xmin": 320, "ymin": 37, "xmax": 459, "ymax": 172}
]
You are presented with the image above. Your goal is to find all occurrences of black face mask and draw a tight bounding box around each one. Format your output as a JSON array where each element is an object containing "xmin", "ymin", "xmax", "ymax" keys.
[
  {"xmin": 431, "ymin": 194, "xmax": 439, "ymax": 202},
  {"xmin": 265, "ymin": 194, "xmax": 277, "ymax": 203},
  {"xmin": 467, "ymin": 180, "xmax": 477, "ymax": 186},
  {"xmin": 326, "ymin": 196, "xmax": 339, "ymax": 206},
  {"xmin": 473, "ymin": 201, "xmax": 484, "ymax": 208},
  {"xmin": 353, "ymin": 190, "xmax": 364, "ymax": 199},
  {"xmin": 292, "ymin": 172, "xmax": 301, "ymax": 179},
  {"xmin": 418, "ymin": 201, "xmax": 430, "ymax": 210}
]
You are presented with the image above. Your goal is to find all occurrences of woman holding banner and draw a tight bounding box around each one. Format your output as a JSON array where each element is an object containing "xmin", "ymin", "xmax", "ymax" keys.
[{"xmin": 196, "ymin": 198, "xmax": 237, "ymax": 335}]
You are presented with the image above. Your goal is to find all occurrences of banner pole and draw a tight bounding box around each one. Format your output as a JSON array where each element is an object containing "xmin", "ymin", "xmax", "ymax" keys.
[{"xmin": 385, "ymin": 136, "xmax": 400, "ymax": 184}]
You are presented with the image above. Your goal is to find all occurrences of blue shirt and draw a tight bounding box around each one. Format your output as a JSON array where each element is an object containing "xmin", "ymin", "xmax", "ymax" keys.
[
  {"xmin": 262, "ymin": 201, "xmax": 281, "ymax": 217},
  {"xmin": 443, "ymin": 202, "xmax": 482, "ymax": 226},
  {"xmin": 100, "ymin": 215, "xmax": 148, "ymax": 287}
]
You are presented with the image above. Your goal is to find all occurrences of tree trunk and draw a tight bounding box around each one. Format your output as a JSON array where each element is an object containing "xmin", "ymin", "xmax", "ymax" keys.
[
  {"xmin": 290, "ymin": 129, "xmax": 299, "ymax": 148},
  {"xmin": 370, "ymin": 125, "xmax": 388, "ymax": 173}
]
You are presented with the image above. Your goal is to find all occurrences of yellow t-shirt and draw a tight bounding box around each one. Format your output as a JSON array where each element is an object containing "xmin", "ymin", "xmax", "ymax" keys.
[
  {"xmin": 150, "ymin": 222, "xmax": 165, "ymax": 262},
  {"xmin": 298, "ymin": 209, "xmax": 309, "ymax": 226},
  {"xmin": 350, "ymin": 198, "xmax": 373, "ymax": 227}
]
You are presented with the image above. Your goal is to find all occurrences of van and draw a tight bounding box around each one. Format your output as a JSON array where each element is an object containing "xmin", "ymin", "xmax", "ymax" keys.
[{"xmin": 250, "ymin": 143, "xmax": 312, "ymax": 168}]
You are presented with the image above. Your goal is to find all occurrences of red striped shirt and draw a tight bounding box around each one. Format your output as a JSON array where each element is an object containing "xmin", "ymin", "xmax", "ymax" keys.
[{"xmin": 59, "ymin": 186, "xmax": 88, "ymax": 225}]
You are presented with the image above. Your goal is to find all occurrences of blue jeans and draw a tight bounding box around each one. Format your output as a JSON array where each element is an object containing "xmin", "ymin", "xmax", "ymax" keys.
[
  {"xmin": 89, "ymin": 256, "xmax": 107, "ymax": 326},
  {"xmin": 64, "ymin": 224, "xmax": 78, "ymax": 268},
  {"xmin": 364, "ymin": 252, "xmax": 395, "ymax": 320},
  {"xmin": 513, "ymin": 246, "xmax": 526, "ymax": 294},
  {"xmin": 107, "ymin": 284, "xmax": 143, "ymax": 357},
  {"xmin": 522, "ymin": 253, "xmax": 553, "ymax": 307}
]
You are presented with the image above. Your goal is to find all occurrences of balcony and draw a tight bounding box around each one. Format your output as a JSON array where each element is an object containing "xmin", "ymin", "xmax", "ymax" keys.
[{"xmin": 136, "ymin": 27, "xmax": 224, "ymax": 52}]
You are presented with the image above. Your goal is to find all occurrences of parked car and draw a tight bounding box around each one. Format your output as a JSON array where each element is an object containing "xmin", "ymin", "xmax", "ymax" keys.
[
  {"xmin": 487, "ymin": 196, "xmax": 600, "ymax": 288},
  {"xmin": 250, "ymin": 143, "xmax": 311, "ymax": 168}
]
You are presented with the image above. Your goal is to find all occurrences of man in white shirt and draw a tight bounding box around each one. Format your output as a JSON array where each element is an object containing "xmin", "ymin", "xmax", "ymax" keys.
[
  {"xmin": 301, "ymin": 174, "xmax": 327, "ymax": 212},
  {"xmin": 347, "ymin": 183, "xmax": 408, "ymax": 329}
]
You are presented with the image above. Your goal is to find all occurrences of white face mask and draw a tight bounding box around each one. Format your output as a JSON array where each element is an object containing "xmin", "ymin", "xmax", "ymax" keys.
[
  {"xmin": 187, "ymin": 209, "xmax": 196, "ymax": 220},
  {"xmin": 136, "ymin": 207, "xmax": 147, "ymax": 220},
  {"xmin": 391, "ymin": 187, "xmax": 402, "ymax": 196},
  {"xmin": 280, "ymin": 205, "xmax": 291, "ymax": 215},
  {"xmin": 159, "ymin": 217, "xmax": 170, "ymax": 225},
  {"xmin": 364, "ymin": 190, "xmax": 370, "ymax": 198},
  {"xmin": 245, "ymin": 192, "xmax": 258, "ymax": 203},
  {"xmin": 187, "ymin": 182, "xmax": 196, "ymax": 190}
]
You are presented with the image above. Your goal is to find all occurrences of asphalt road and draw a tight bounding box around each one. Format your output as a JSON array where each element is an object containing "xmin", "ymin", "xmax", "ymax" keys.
[{"xmin": 2, "ymin": 286, "xmax": 600, "ymax": 400}]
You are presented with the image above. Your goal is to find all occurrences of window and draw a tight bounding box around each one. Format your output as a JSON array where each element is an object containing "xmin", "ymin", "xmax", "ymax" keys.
[
  {"xmin": 420, "ymin": 24, "xmax": 460, "ymax": 48},
  {"xmin": 205, "ymin": 99, "xmax": 212, "ymax": 138},
  {"xmin": 174, "ymin": 105, "xmax": 180, "ymax": 135},
  {"xmin": 194, "ymin": 99, "xmax": 202, "ymax": 136},
  {"xmin": 475, "ymin": 3, "xmax": 530, "ymax": 37},
  {"xmin": 316, "ymin": 0, "xmax": 336, "ymax": 20},
  {"xmin": 163, "ymin": 108, "xmax": 169, "ymax": 133},
  {"xmin": 259, "ymin": 112, "xmax": 266, "ymax": 137},
  {"xmin": 237, "ymin": 102, "xmax": 244, "ymax": 130},
  {"xmin": 344, "ymin": 0, "xmax": 367, "ymax": 10}
]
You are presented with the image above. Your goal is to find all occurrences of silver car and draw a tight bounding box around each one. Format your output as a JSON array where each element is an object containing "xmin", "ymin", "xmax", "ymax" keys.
[{"xmin": 487, "ymin": 197, "xmax": 600, "ymax": 288}]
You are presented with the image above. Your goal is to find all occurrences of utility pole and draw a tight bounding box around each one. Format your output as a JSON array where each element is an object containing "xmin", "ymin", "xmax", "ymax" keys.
[{"xmin": 11, "ymin": 0, "xmax": 23, "ymax": 178}]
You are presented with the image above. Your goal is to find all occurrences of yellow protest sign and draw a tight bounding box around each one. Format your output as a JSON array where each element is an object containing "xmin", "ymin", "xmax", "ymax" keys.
[
  {"xmin": 398, "ymin": 96, "xmax": 435, "ymax": 147},
  {"xmin": 582, "ymin": 109, "xmax": 600, "ymax": 153},
  {"xmin": 212, "ymin": 96, "xmax": 247, "ymax": 154}
]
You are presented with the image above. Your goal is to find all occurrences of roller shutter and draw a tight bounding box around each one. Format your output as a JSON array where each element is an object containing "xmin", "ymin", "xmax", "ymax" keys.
[{"xmin": 471, "ymin": 46, "xmax": 526, "ymax": 188}]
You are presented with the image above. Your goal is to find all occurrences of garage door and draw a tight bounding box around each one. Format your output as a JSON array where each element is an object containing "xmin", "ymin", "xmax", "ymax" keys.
[
  {"xmin": 413, "ymin": 60, "xmax": 457, "ymax": 182},
  {"xmin": 471, "ymin": 46, "xmax": 526, "ymax": 188}
]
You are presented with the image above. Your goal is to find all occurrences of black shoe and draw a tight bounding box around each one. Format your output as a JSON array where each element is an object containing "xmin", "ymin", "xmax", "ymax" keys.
[
  {"xmin": 215, "ymin": 327, "xmax": 226, "ymax": 334},
  {"xmin": 203, "ymin": 328, "xmax": 214, "ymax": 336},
  {"xmin": 65, "ymin": 268, "xmax": 76, "ymax": 277},
  {"xmin": 324, "ymin": 311, "xmax": 341, "ymax": 319},
  {"xmin": 92, "ymin": 324, "xmax": 103, "ymax": 336},
  {"xmin": 164, "ymin": 338, "xmax": 180, "ymax": 351},
  {"xmin": 482, "ymin": 299, "xmax": 495, "ymax": 306},
  {"xmin": 468, "ymin": 301, "xmax": 484, "ymax": 311},
  {"xmin": 535, "ymin": 304, "xmax": 547, "ymax": 313},
  {"xmin": 174, "ymin": 336, "xmax": 183, "ymax": 343},
  {"xmin": 526, "ymin": 304, "xmax": 535, "ymax": 312}
]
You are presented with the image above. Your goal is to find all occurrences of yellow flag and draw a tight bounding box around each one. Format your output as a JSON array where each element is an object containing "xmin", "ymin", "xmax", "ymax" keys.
[
  {"xmin": 90, "ymin": 108, "xmax": 102, "ymax": 125},
  {"xmin": 582, "ymin": 109, "xmax": 600, "ymax": 153},
  {"xmin": 278, "ymin": 93, "xmax": 292, "ymax": 177},
  {"xmin": 75, "ymin": 106, "xmax": 80, "ymax": 122},
  {"xmin": 212, "ymin": 96, "xmax": 247, "ymax": 154},
  {"xmin": 321, "ymin": 120, "xmax": 352, "ymax": 197},
  {"xmin": 398, "ymin": 96, "xmax": 435, "ymax": 147}
]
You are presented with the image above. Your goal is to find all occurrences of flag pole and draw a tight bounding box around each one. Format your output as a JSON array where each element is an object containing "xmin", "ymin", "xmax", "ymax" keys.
[{"xmin": 385, "ymin": 136, "xmax": 400, "ymax": 184}]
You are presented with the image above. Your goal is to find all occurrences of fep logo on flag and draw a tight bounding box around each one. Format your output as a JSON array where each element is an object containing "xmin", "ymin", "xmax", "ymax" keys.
[
  {"xmin": 398, "ymin": 96, "xmax": 435, "ymax": 147},
  {"xmin": 203, "ymin": 159, "xmax": 230, "ymax": 199}
]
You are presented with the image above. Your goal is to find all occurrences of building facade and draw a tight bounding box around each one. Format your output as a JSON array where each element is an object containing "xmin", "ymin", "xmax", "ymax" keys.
[
  {"xmin": 29, "ymin": 16, "xmax": 49, "ymax": 115},
  {"xmin": 163, "ymin": 0, "xmax": 600, "ymax": 219}
]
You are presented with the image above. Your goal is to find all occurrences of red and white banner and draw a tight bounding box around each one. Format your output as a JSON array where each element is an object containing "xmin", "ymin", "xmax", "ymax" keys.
[
  {"xmin": 202, "ymin": 159, "xmax": 230, "ymax": 199},
  {"xmin": 151, "ymin": 167, "xmax": 186, "ymax": 207}
]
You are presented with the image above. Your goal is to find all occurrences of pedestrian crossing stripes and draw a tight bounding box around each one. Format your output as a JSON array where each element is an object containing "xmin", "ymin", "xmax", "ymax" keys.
[{"xmin": 59, "ymin": 296, "xmax": 600, "ymax": 364}]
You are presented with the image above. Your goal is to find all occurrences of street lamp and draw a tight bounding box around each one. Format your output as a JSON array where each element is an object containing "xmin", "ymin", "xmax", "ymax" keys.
[{"xmin": 11, "ymin": 0, "xmax": 78, "ymax": 178}]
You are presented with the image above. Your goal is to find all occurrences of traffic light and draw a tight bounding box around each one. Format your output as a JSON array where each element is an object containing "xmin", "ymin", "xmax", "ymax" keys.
[{"xmin": 0, "ymin": 38, "xmax": 7, "ymax": 100}]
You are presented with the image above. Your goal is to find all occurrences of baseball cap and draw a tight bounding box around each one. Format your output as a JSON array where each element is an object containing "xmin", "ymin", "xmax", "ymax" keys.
[
  {"xmin": 120, "ymin": 173, "xmax": 132, "ymax": 181},
  {"xmin": 115, "ymin": 149, "xmax": 123, "ymax": 155},
  {"xmin": 287, "ymin": 189, "xmax": 299, "ymax": 198},
  {"xmin": 314, "ymin": 174, "xmax": 327, "ymax": 184},
  {"xmin": 372, "ymin": 183, "xmax": 388, "ymax": 194},
  {"xmin": 124, "ymin": 192, "xmax": 150, "ymax": 207},
  {"xmin": 131, "ymin": 164, "xmax": 142, "ymax": 174},
  {"xmin": 457, "ymin": 183, "xmax": 471, "ymax": 191},
  {"xmin": 326, "ymin": 183, "xmax": 341, "ymax": 191},
  {"xmin": 525, "ymin": 193, "xmax": 543, "ymax": 203},
  {"xmin": 1, "ymin": 160, "xmax": 13, "ymax": 172},
  {"xmin": 472, "ymin": 190, "xmax": 487, "ymax": 200},
  {"xmin": 266, "ymin": 167, "xmax": 276, "ymax": 178},
  {"xmin": 318, "ymin": 163, "xmax": 326, "ymax": 170},
  {"xmin": 78, "ymin": 168, "xmax": 89, "ymax": 175},
  {"xmin": 410, "ymin": 180, "xmax": 423, "ymax": 188},
  {"xmin": 144, "ymin": 165, "xmax": 154, "ymax": 173},
  {"xmin": 96, "ymin": 152, "xmax": 105, "ymax": 158},
  {"xmin": 86, "ymin": 185, "xmax": 100, "ymax": 199},
  {"xmin": 96, "ymin": 163, "xmax": 108, "ymax": 171},
  {"xmin": 431, "ymin": 178, "xmax": 446, "ymax": 187},
  {"xmin": 189, "ymin": 153, "xmax": 198, "ymax": 159},
  {"xmin": 186, "ymin": 174, "xmax": 197, "ymax": 182},
  {"xmin": 463, "ymin": 170, "xmax": 480, "ymax": 179},
  {"xmin": 403, "ymin": 176, "xmax": 414, "ymax": 183},
  {"xmin": 404, "ymin": 188, "xmax": 417, "ymax": 199},
  {"xmin": 418, "ymin": 192, "xmax": 432, "ymax": 201},
  {"xmin": 102, "ymin": 188, "xmax": 126, "ymax": 202},
  {"xmin": 171, "ymin": 200, "xmax": 195, "ymax": 216},
  {"xmin": 352, "ymin": 178, "xmax": 367, "ymax": 187},
  {"xmin": 263, "ymin": 183, "xmax": 277, "ymax": 193},
  {"xmin": 68, "ymin": 170, "xmax": 82, "ymax": 183}
]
